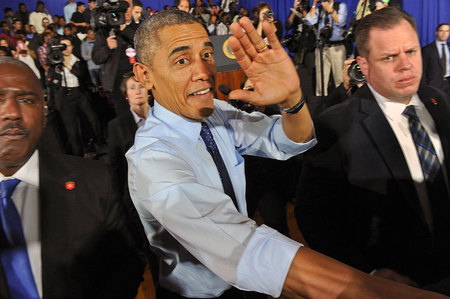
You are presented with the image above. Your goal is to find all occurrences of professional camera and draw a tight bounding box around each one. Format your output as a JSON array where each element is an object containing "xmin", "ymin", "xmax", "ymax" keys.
[
  {"xmin": 263, "ymin": 10, "xmax": 274, "ymax": 18},
  {"xmin": 342, "ymin": 17, "xmax": 357, "ymax": 42},
  {"xmin": 348, "ymin": 61, "xmax": 366, "ymax": 85},
  {"xmin": 46, "ymin": 37, "xmax": 67, "ymax": 66},
  {"xmin": 93, "ymin": 0, "xmax": 128, "ymax": 30},
  {"xmin": 319, "ymin": 24, "xmax": 332, "ymax": 41}
]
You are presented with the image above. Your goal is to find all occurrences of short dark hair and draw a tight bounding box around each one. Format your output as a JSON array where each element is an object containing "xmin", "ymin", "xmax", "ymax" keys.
[
  {"xmin": 355, "ymin": 7, "xmax": 417, "ymax": 58},
  {"xmin": 132, "ymin": 0, "xmax": 143, "ymax": 7},
  {"xmin": 437, "ymin": 23, "xmax": 450, "ymax": 31},
  {"xmin": 134, "ymin": 9, "xmax": 200, "ymax": 66},
  {"xmin": 77, "ymin": 2, "xmax": 85, "ymax": 8}
]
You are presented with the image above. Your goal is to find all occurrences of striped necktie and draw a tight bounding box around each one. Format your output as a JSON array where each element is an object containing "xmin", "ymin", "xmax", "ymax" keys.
[{"xmin": 403, "ymin": 105, "xmax": 440, "ymax": 181}]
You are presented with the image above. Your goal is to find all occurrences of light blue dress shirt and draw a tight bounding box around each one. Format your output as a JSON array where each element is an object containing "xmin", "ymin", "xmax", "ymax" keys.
[
  {"xmin": 305, "ymin": 1, "xmax": 348, "ymax": 42},
  {"xmin": 126, "ymin": 99, "xmax": 316, "ymax": 298}
]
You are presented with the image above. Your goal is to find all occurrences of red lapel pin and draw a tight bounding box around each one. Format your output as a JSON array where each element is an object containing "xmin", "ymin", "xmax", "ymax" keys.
[
  {"xmin": 430, "ymin": 98, "xmax": 438, "ymax": 105},
  {"xmin": 65, "ymin": 181, "xmax": 75, "ymax": 190}
]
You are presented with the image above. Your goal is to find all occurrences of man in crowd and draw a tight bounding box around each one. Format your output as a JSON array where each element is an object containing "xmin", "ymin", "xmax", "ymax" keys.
[
  {"xmin": 14, "ymin": 3, "xmax": 30, "ymax": 28},
  {"xmin": 70, "ymin": 2, "xmax": 89, "ymax": 34},
  {"xmin": 422, "ymin": 23, "xmax": 450, "ymax": 95},
  {"xmin": 296, "ymin": 7, "xmax": 450, "ymax": 295},
  {"xmin": 127, "ymin": 9, "xmax": 445, "ymax": 299},
  {"xmin": 29, "ymin": 1, "xmax": 53, "ymax": 34},
  {"xmin": 64, "ymin": 0, "xmax": 77, "ymax": 25},
  {"xmin": 0, "ymin": 56, "xmax": 146, "ymax": 298},
  {"xmin": 92, "ymin": 0, "xmax": 138, "ymax": 116},
  {"xmin": 306, "ymin": 0, "xmax": 347, "ymax": 96}
]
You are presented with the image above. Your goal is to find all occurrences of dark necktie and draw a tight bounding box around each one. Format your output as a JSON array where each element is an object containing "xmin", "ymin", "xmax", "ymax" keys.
[
  {"xmin": 0, "ymin": 179, "xmax": 39, "ymax": 299},
  {"xmin": 200, "ymin": 122, "xmax": 238, "ymax": 210},
  {"xmin": 403, "ymin": 106, "xmax": 442, "ymax": 181},
  {"xmin": 442, "ymin": 43, "xmax": 448, "ymax": 77}
]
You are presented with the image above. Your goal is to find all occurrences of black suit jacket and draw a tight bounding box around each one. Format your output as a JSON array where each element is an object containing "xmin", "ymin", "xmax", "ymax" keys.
[
  {"xmin": 295, "ymin": 84, "xmax": 450, "ymax": 286},
  {"xmin": 0, "ymin": 151, "xmax": 146, "ymax": 299},
  {"xmin": 422, "ymin": 41, "xmax": 450, "ymax": 95},
  {"xmin": 107, "ymin": 110, "xmax": 138, "ymax": 200}
]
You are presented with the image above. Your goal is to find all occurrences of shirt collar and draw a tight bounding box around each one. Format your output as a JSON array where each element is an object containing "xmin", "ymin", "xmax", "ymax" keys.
[
  {"xmin": 368, "ymin": 83, "xmax": 424, "ymax": 122},
  {"xmin": 153, "ymin": 100, "xmax": 203, "ymax": 145},
  {"xmin": 0, "ymin": 150, "xmax": 39, "ymax": 187}
]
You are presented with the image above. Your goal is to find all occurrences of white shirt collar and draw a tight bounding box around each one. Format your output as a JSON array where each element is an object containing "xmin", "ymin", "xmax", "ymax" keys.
[
  {"xmin": 367, "ymin": 83, "xmax": 424, "ymax": 122},
  {"xmin": 0, "ymin": 150, "xmax": 39, "ymax": 187}
]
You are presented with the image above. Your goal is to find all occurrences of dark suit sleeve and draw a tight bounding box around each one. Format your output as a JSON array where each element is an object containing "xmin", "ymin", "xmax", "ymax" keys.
[
  {"xmin": 92, "ymin": 28, "xmax": 114, "ymax": 65},
  {"xmin": 295, "ymin": 112, "xmax": 375, "ymax": 273}
]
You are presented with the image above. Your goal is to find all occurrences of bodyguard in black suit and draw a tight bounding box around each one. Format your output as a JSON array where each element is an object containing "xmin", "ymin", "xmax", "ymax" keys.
[
  {"xmin": 0, "ymin": 57, "xmax": 146, "ymax": 298},
  {"xmin": 296, "ymin": 7, "xmax": 450, "ymax": 293},
  {"xmin": 421, "ymin": 23, "xmax": 450, "ymax": 95}
]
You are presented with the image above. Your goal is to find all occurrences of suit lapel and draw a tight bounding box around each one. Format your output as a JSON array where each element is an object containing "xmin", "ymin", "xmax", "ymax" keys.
[
  {"xmin": 39, "ymin": 151, "xmax": 77, "ymax": 297},
  {"xmin": 357, "ymin": 86, "xmax": 426, "ymax": 221}
]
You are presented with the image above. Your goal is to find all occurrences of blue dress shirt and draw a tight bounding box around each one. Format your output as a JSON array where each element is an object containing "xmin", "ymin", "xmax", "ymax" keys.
[{"xmin": 126, "ymin": 99, "xmax": 316, "ymax": 298}]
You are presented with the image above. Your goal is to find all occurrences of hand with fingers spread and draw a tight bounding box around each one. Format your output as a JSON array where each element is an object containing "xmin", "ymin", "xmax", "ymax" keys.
[{"xmin": 229, "ymin": 16, "xmax": 313, "ymax": 143}]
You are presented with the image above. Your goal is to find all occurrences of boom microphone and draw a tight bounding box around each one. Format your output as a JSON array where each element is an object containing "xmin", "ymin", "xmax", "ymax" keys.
[{"xmin": 218, "ymin": 84, "xmax": 231, "ymax": 96}]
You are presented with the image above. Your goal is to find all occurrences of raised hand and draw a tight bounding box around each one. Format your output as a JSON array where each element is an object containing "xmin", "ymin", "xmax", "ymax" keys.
[{"xmin": 228, "ymin": 16, "xmax": 301, "ymax": 108}]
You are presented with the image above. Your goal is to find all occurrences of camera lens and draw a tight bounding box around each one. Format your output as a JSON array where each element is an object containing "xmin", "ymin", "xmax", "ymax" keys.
[{"xmin": 348, "ymin": 61, "xmax": 366, "ymax": 85}]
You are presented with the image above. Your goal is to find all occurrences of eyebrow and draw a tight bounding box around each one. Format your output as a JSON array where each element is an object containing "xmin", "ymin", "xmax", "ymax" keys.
[
  {"xmin": 169, "ymin": 41, "xmax": 214, "ymax": 58},
  {"xmin": 0, "ymin": 88, "xmax": 40, "ymax": 98}
]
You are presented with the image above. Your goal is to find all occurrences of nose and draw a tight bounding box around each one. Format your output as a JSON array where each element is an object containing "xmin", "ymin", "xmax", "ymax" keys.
[
  {"xmin": 397, "ymin": 53, "xmax": 413, "ymax": 71},
  {"xmin": 191, "ymin": 58, "xmax": 213, "ymax": 81},
  {"xmin": 1, "ymin": 98, "xmax": 22, "ymax": 121}
]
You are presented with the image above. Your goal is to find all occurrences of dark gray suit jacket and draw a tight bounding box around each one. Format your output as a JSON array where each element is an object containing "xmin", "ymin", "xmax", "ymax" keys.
[
  {"xmin": 422, "ymin": 41, "xmax": 450, "ymax": 95},
  {"xmin": 296, "ymin": 84, "xmax": 450, "ymax": 287}
]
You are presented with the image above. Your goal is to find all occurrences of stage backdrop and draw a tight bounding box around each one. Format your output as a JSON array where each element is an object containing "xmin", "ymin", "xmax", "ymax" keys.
[{"xmin": 1, "ymin": 0, "xmax": 448, "ymax": 46}]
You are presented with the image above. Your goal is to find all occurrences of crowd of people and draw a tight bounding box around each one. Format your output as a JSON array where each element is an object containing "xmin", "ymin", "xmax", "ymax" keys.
[{"xmin": 0, "ymin": 0, "xmax": 449, "ymax": 298}]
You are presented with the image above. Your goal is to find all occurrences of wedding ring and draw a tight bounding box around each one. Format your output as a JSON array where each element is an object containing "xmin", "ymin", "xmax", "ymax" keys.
[{"xmin": 257, "ymin": 44, "xmax": 268, "ymax": 53}]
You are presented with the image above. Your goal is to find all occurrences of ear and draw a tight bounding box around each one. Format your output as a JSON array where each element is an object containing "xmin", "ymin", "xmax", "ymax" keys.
[
  {"xmin": 133, "ymin": 62, "xmax": 154, "ymax": 90},
  {"xmin": 356, "ymin": 55, "xmax": 369, "ymax": 78}
]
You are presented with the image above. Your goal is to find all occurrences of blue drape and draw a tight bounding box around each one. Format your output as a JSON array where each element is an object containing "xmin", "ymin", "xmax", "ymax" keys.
[{"xmin": 1, "ymin": 0, "xmax": 448, "ymax": 46}]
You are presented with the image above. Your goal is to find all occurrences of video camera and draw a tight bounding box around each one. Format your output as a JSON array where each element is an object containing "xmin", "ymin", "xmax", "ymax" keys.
[
  {"xmin": 46, "ymin": 37, "xmax": 67, "ymax": 66},
  {"xmin": 93, "ymin": 0, "xmax": 129, "ymax": 31}
]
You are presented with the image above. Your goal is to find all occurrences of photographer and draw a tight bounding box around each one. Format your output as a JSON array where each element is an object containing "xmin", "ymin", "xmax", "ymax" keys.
[
  {"xmin": 48, "ymin": 36, "xmax": 100, "ymax": 156},
  {"xmin": 284, "ymin": 0, "xmax": 316, "ymax": 96},
  {"xmin": 255, "ymin": 2, "xmax": 283, "ymax": 41},
  {"xmin": 92, "ymin": 0, "xmax": 138, "ymax": 116},
  {"xmin": 306, "ymin": 0, "xmax": 347, "ymax": 96},
  {"xmin": 216, "ymin": 12, "xmax": 232, "ymax": 35}
]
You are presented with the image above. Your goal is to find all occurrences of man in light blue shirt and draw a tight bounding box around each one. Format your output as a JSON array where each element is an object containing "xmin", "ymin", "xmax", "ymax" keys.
[
  {"xmin": 306, "ymin": 0, "xmax": 347, "ymax": 96},
  {"xmin": 127, "ymin": 9, "xmax": 441, "ymax": 299},
  {"xmin": 64, "ymin": 0, "xmax": 77, "ymax": 24}
]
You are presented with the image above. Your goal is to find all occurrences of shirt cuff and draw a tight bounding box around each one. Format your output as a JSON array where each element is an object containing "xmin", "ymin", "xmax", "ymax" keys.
[{"xmin": 236, "ymin": 225, "xmax": 303, "ymax": 297}]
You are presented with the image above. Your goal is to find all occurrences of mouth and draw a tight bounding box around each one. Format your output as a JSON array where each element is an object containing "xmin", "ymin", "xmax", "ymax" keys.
[
  {"xmin": 0, "ymin": 128, "xmax": 28, "ymax": 140},
  {"xmin": 396, "ymin": 76, "xmax": 417, "ymax": 86},
  {"xmin": 189, "ymin": 87, "xmax": 213, "ymax": 98}
]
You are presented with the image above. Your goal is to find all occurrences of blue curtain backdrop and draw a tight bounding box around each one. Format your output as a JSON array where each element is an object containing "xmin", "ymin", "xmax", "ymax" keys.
[{"xmin": 1, "ymin": 0, "xmax": 449, "ymax": 46}]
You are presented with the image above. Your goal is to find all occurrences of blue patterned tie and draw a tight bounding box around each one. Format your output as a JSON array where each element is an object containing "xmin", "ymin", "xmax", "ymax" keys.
[
  {"xmin": 403, "ymin": 105, "xmax": 440, "ymax": 181},
  {"xmin": 0, "ymin": 179, "xmax": 39, "ymax": 299},
  {"xmin": 200, "ymin": 122, "xmax": 238, "ymax": 209}
]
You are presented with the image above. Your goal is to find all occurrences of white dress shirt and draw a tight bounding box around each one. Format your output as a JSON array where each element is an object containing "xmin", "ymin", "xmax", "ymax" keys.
[
  {"xmin": 369, "ymin": 84, "xmax": 446, "ymax": 230},
  {"xmin": 0, "ymin": 150, "xmax": 42, "ymax": 298},
  {"xmin": 127, "ymin": 99, "xmax": 316, "ymax": 298},
  {"xmin": 61, "ymin": 54, "xmax": 80, "ymax": 88}
]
